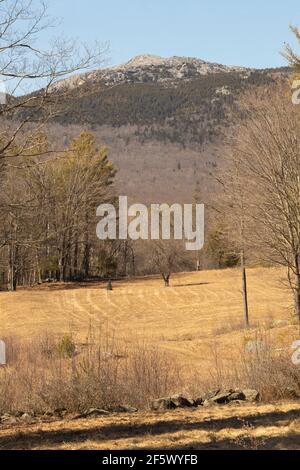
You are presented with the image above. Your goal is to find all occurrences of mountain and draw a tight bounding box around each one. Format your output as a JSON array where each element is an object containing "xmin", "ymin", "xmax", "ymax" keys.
[
  {"xmin": 53, "ymin": 55, "xmax": 277, "ymax": 135},
  {"xmin": 54, "ymin": 54, "xmax": 249, "ymax": 90},
  {"xmin": 45, "ymin": 56, "xmax": 288, "ymax": 203}
]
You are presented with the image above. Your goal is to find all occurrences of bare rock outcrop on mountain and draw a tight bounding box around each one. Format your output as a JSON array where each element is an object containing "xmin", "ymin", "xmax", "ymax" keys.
[{"xmin": 53, "ymin": 54, "xmax": 249, "ymax": 91}]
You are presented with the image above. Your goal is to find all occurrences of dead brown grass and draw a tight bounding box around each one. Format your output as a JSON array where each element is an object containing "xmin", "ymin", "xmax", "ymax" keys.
[
  {"xmin": 0, "ymin": 332, "xmax": 181, "ymax": 414},
  {"xmin": 0, "ymin": 267, "xmax": 299, "ymax": 400},
  {"xmin": 0, "ymin": 267, "xmax": 294, "ymax": 364},
  {"xmin": 1, "ymin": 266, "xmax": 300, "ymax": 449},
  {"xmin": 1, "ymin": 402, "xmax": 300, "ymax": 450}
]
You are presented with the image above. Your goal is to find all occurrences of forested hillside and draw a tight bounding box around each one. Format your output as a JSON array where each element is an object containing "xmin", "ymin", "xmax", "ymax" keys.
[{"xmin": 54, "ymin": 69, "xmax": 280, "ymax": 147}]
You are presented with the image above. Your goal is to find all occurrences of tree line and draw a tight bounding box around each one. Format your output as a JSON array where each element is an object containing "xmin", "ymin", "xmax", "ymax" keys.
[{"xmin": 0, "ymin": 132, "xmax": 119, "ymax": 289}]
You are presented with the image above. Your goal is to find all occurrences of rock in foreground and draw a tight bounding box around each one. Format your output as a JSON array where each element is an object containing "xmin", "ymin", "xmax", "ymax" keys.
[{"xmin": 151, "ymin": 388, "xmax": 260, "ymax": 411}]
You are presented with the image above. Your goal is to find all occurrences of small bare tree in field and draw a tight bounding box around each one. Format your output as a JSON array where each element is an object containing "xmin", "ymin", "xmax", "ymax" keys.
[
  {"xmin": 150, "ymin": 239, "xmax": 191, "ymax": 287},
  {"xmin": 225, "ymin": 86, "xmax": 300, "ymax": 333}
]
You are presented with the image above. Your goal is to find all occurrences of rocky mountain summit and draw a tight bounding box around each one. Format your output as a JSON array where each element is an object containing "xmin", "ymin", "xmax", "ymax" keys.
[{"xmin": 54, "ymin": 54, "xmax": 249, "ymax": 90}]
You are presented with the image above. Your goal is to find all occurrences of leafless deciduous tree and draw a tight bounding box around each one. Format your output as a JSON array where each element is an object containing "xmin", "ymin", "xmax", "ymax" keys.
[
  {"xmin": 0, "ymin": 0, "xmax": 108, "ymax": 162},
  {"xmin": 150, "ymin": 239, "xmax": 192, "ymax": 287},
  {"xmin": 225, "ymin": 85, "xmax": 300, "ymax": 333},
  {"xmin": 0, "ymin": 131, "xmax": 117, "ymax": 289},
  {"xmin": 0, "ymin": 0, "xmax": 110, "ymax": 289}
]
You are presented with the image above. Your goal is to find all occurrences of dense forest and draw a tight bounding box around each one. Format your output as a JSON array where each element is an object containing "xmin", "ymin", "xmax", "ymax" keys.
[{"xmin": 53, "ymin": 70, "xmax": 280, "ymax": 146}]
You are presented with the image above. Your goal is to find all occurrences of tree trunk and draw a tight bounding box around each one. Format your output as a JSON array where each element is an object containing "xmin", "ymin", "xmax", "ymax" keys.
[
  {"xmin": 294, "ymin": 256, "xmax": 300, "ymax": 333},
  {"xmin": 82, "ymin": 211, "xmax": 91, "ymax": 279},
  {"xmin": 8, "ymin": 227, "xmax": 18, "ymax": 291},
  {"xmin": 73, "ymin": 230, "xmax": 79, "ymax": 280},
  {"xmin": 131, "ymin": 249, "xmax": 136, "ymax": 276},
  {"xmin": 163, "ymin": 273, "xmax": 170, "ymax": 287},
  {"xmin": 295, "ymin": 285, "xmax": 300, "ymax": 330},
  {"xmin": 82, "ymin": 241, "xmax": 91, "ymax": 279},
  {"xmin": 9, "ymin": 243, "xmax": 14, "ymax": 291},
  {"xmin": 59, "ymin": 253, "xmax": 64, "ymax": 282},
  {"xmin": 241, "ymin": 251, "xmax": 249, "ymax": 328},
  {"xmin": 59, "ymin": 236, "xmax": 67, "ymax": 282},
  {"xmin": 36, "ymin": 252, "xmax": 42, "ymax": 284}
]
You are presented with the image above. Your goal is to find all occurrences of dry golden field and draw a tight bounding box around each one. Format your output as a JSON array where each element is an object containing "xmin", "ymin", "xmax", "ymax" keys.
[
  {"xmin": 1, "ymin": 266, "xmax": 300, "ymax": 450},
  {"xmin": 0, "ymin": 267, "xmax": 296, "ymax": 368}
]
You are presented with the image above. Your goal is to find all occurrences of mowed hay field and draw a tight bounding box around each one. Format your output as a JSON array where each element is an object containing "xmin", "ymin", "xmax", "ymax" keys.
[
  {"xmin": 2, "ymin": 266, "xmax": 300, "ymax": 451},
  {"xmin": 0, "ymin": 267, "xmax": 296, "ymax": 371}
]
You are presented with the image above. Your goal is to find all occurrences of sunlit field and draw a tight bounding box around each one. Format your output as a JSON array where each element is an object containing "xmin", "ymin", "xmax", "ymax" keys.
[
  {"xmin": 0, "ymin": 267, "xmax": 295, "ymax": 369},
  {"xmin": 1, "ymin": 267, "xmax": 300, "ymax": 450}
]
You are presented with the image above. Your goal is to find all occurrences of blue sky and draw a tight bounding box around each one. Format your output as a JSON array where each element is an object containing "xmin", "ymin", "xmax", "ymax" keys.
[{"xmin": 44, "ymin": 0, "xmax": 300, "ymax": 69}]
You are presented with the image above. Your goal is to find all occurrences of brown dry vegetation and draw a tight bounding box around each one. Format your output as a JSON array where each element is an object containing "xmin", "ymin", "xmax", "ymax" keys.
[
  {"xmin": 1, "ymin": 403, "xmax": 300, "ymax": 450},
  {"xmin": 1, "ymin": 266, "xmax": 300, "ymax": 449},
  {"xmin": 0, "ymin": 268, "xmax": 293, "ymax": 342},
  {"xmin": 0, "ymin": 267, "xmax": 294, "ymax": 359}
]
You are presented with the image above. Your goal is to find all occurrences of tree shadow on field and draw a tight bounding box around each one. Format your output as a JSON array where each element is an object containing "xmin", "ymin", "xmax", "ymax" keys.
[
  {"xmin": 1, "ymin": 407, "xmax": 300, "ymax": 450},
  {"xmin": 161, "ymin": 432, "xmax": 300, "ymax": 450},
  {"xmin": 172, "ymin": 282, "xmax": 211, "ymax": 288},
  {"xmin": 25, "ymin": 279, "xmax": 128, "ymax": 292}
]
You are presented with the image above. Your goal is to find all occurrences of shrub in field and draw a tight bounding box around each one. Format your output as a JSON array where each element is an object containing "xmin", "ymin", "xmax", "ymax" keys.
[
  {"xmin": 57, "ymin": 335, "xmax": 76, "ymax": 358},
  {"xmin": 193, "ymin": 329, "xmax": 300, "ymax": 402},
  {"xmin": 0, "ymin": 327, "xmax": 298, "ymax": 416},
  {"xmin": 0, "ymin": 330, "xmax": 182, "ymax": 414}
]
